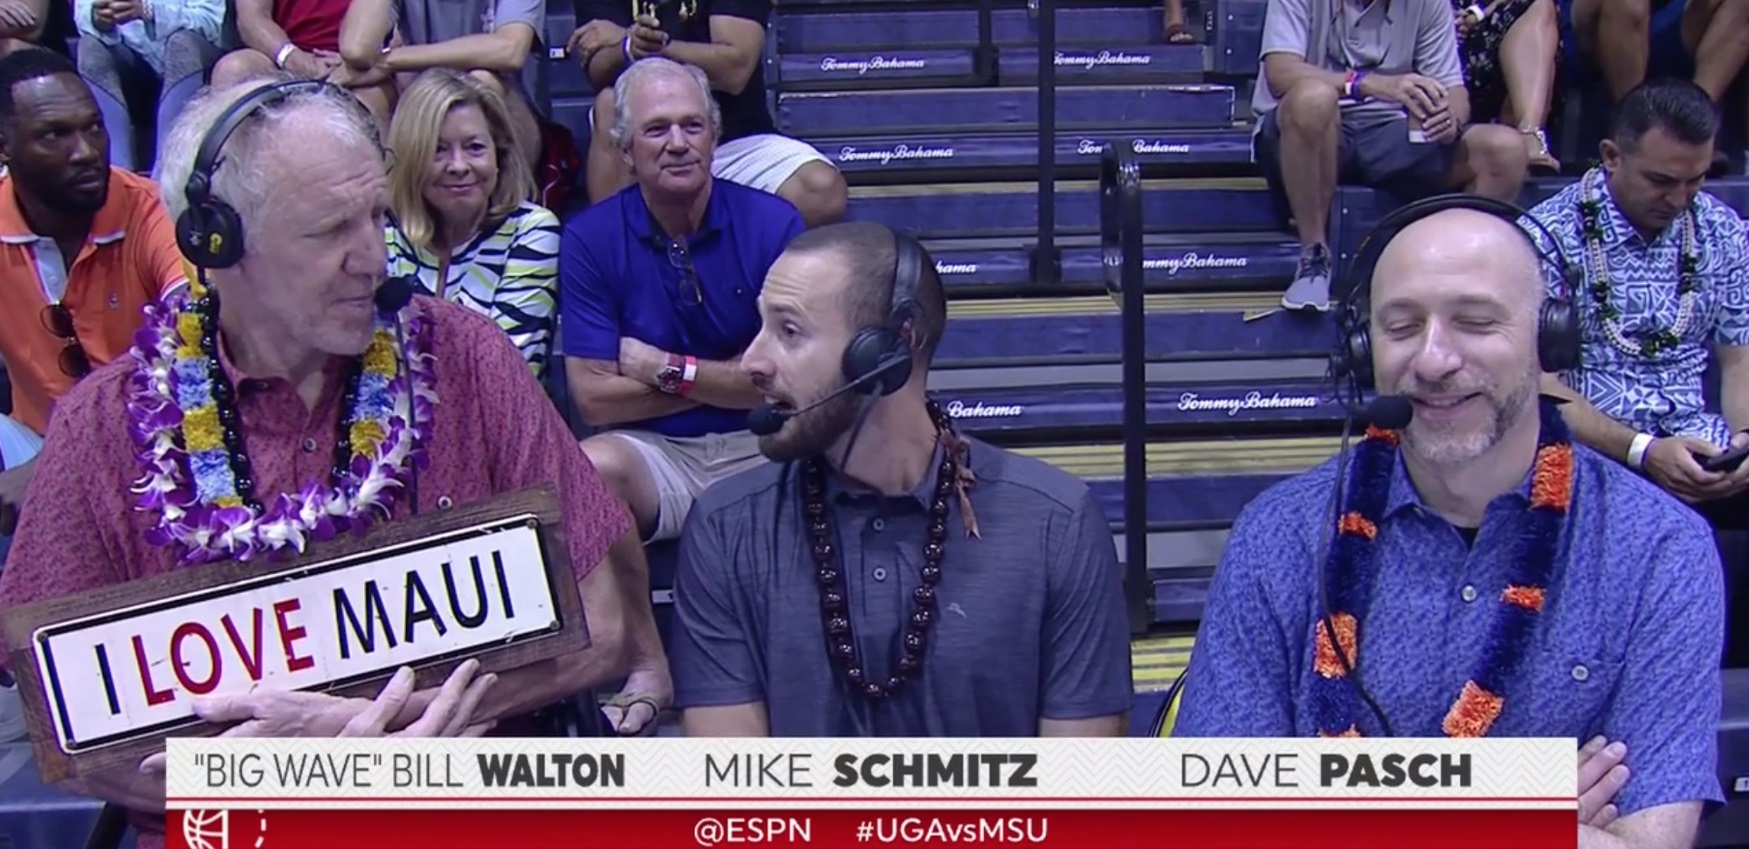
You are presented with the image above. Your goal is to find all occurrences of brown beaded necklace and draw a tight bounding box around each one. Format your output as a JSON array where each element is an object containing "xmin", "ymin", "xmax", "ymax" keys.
[{"xmin": 801, "ymin": 400, "xmax": 978, "ymax": 700}]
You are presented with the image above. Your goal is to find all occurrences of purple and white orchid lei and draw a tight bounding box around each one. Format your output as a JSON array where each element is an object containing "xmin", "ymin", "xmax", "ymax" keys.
[{"xmin": 125, "ymin": 287, "xmax": 437, "ymax": 565}]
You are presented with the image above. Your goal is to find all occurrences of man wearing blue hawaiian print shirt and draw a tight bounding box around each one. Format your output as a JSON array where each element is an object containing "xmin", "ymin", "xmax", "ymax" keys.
[
  {"xmin": 1524, "ymin": 79, "xmax": 1749, "ymax": 525},
  {"xmin": 1176, "ymin": 205, "xmax": 1724, "ymax": 849}
]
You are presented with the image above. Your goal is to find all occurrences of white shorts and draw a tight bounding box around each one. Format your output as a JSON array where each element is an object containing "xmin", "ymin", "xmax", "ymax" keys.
[
  {"xmin": 712, "ymin": 133, "xmax": 834, "ymax": 195},
  {"xmin": 611, "ymin": 429, "xmax": 768, "ymax": 542}
]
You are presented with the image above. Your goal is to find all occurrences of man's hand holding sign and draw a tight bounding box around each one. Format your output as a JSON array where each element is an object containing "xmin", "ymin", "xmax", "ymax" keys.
[{"xmin": 0, "ymin": 486, "xmax": 596, "ymax": 805}]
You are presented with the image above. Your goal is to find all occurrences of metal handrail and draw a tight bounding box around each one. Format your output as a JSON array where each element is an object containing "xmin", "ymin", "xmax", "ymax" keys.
[
  {"xmin": 1031, "ymin": 0, "xmax": 1059, "ymax": 286},
  {"xmin": 1100, "ymin": 142, "xmax": 1152, "ymax": 635}
]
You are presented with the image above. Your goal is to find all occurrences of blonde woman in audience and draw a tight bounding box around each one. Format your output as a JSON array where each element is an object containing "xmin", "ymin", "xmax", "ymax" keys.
[{"xmin": 387, "ymin": 69, "xmax": 560, "ymax": 381}]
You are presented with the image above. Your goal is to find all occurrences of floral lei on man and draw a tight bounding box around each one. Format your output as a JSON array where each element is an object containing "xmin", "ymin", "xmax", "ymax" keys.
[
  {"xmin": 1577, "ymin": 165, "xmax": 1700, "ymax": 358},
  {"xmin": 126, "ymin": 275, "xmax": 436, "ymax": 565},
  {"xmin": 1310, "ymin": 398, "xmax": 1574, "ymax": 738}
]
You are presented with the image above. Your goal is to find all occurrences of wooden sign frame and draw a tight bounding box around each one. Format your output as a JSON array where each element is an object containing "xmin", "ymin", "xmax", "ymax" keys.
[{"xmin": 0, "ymin": 484, "xmax": 588, "ymax": 784}]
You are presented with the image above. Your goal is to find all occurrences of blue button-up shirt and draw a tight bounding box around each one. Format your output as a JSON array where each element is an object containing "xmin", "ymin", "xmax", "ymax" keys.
[
  {"xmin": 559, "ymin": 182, "xmax": 804, "ymax": 438},
  {"xmin": 1175, "ymin": 421, "xmax": 1725, "ymax": 817},
  {"xmin": 1525, "ymin": 170, "xmax": 1749, "ymax": 449}
]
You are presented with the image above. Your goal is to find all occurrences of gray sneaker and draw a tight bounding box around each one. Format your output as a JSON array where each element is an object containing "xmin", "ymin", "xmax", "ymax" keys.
[
  {"xmin": 1281, "ymin": 247, "xmax": 1332, "ymax": 312},
  {"xmin": 0, "ymin": 678, "xmax": 22, "ymax": 743}
]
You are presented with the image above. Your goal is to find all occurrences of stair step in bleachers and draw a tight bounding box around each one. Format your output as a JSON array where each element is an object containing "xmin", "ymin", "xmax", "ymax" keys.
[
  {"xmin": 774, "ymin": 49, "xmax": 985, "ymax": 89},
  {"xmin": 826, "ymin": 129, "xmax": 1254, "ymax": 181},
  {"xmin": 930, "ymin": 378, "xmax": 1341, "ymax": 439},
  {"xmin": 928, "ymin": 232, "xmax": 1298, "ymax": 294},
  {"xmin": 0, "ymin": 743, "xmax": 111, "ymax": 848},
  {"xmin": 772, "ymin": 44, "xmax": 1207, "ymax": 90},
  {"xmin": 848, "ymin": 179, "xmax": 1278, "ymax": 236},
  {"xmin": 1333, "ymin": 175, "xmax": 1749, "ymax": 272},
  {"xmin": 934, "ymin": 293, "xmax": 1334, "ymax": 366},
  {"xmin": 1131, "ymin": 632, "xmax": 1195, "ymax": 694},
  {"xmin": 773, "ymin": 5, "xmax": 1166, "ymax": 51},
  {"xmin": 1000, "ymin": 45, "xmax": 1206, "ymax": 82},
  {"xmin": 1014, "ymin": 438, "xmax": 1337, "ymax": 531},
  {"xmin": 777, "ymin": 84, "xmax": 1235, "ymax": 136}
]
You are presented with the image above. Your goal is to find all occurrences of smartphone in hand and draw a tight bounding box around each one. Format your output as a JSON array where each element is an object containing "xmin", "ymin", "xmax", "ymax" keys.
[{"xmin": 1701, "ymin": 443, "xmax": 1749, "ymax": 473}]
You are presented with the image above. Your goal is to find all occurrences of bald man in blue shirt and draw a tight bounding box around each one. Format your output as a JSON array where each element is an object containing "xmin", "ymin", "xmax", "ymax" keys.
[{"xmin": 1176, "ymin": 203, "xmax": 1723, "ymax": 849}]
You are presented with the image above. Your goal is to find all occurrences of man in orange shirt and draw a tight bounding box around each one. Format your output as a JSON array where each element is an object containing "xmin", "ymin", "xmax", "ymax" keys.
[{"xmin": 0, "ymin": 47, "xmax": 186, "ymax": 540}]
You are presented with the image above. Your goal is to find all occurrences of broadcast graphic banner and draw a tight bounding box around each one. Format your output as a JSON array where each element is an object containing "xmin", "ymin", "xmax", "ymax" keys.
[
  {"xmin": 162, "ymin": 738, "xmax": 1577, "ymax": 846},
  {"xmin": 167, "ymin": 738, "xmax": 1572, "ymax": 805}
]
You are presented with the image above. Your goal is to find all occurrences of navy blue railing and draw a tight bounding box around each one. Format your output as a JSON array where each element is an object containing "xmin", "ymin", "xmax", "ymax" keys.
[{"xmin": 1101, "ymin": 142, "xmax": 1151, "ymax": 635}]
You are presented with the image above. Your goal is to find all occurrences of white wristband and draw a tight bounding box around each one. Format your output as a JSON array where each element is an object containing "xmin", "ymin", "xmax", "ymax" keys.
[
  {"xmin": 1627, "ymin": 432, "xmax": 1655, "ymax": 469},
  {"xmin": 274, "ymin": 42, "xmax": 297, "ymax": 68}
]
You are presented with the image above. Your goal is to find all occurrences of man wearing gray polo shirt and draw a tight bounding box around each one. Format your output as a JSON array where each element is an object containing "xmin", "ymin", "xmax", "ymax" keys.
[
  {"xmin": 667, "ymin": 221, "xmax": 1134, "ymax": 737},
  {"xmin": 1255, "ymin": 0, "xmax": 1529, "ymax": 312},
  {"xmin": 336, "ymin": 0, "xmax": 545, "ymax": 168}
]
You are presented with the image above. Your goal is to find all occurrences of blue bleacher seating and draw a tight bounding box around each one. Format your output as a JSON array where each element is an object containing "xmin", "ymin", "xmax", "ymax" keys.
[
  {"xmin": 0, "ymin": 743, "xmax": 125, "ymax": 849},
  {"xmin": 848, "ymin": 180, "xmax": 1280, "ymax": 236}
]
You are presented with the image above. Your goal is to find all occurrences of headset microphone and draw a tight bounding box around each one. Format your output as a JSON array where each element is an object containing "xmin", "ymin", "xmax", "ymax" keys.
[
  {"xmin": 372, "ymin": 275, "xmax": 420, "ymax": 514},
  {"xmin": 747, "ymin": 355, "xmax": 911, "ymax": 437},
  {"xmin": 1364, "ymin": 394, "xmax": 1414, "ymax": 430},
  {"xmin": 374, "ymin": 276, "xmax": 417, "ymax": 316}
]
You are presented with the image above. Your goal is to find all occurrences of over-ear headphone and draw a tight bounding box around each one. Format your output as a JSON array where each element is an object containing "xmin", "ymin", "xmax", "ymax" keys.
[
  {"xmin": 1328, "ymin": 193, "xmax": 1583, "ymax": 407},
  {"xmin": 840, "ymin": 229, "xmax": 925, "ymax": 397},
  {"xmin": 176, "ymin": 79, "xmax": 366, "ymax": 270}
]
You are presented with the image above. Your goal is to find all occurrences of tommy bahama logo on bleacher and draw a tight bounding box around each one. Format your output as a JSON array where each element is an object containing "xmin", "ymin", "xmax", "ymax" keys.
[
  {"xmin": 819, "ymin": 56, "xmax": 928, "ymax": 74},
  {"xmin": 837, "ymin": 144, "xmax": 955, "ymax": 165},
  {"xmin": 1055, "ymin": 50, "xmax": 1152, "ymax": 68},
  {"xmin": 1178, "ymin": 391, "xmax": 1320, "ymax": 416},
  {"xmin": 943, "ymin": 400, "xmax": 1025, "ymax": 418},
  {"xmin": 935, "ymin": 261, "xmax": 978, "ymax": 274},
  {"xmin": 1145, "ymin": 252, "xmax": 1249, "ymax": 275},
  {"xmin": 1075, "ymin": 139, "xmax": 1193, "ymax": 156}
]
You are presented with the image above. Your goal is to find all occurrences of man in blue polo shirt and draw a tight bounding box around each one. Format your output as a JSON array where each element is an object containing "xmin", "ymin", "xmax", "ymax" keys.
[
  {"xmin": 1175, "ymin": 206, "xmax": 1722, "ymax": 847},
  {"xmin": 561, "ymin": 56, "xmax": 804, "ymax": 548}
]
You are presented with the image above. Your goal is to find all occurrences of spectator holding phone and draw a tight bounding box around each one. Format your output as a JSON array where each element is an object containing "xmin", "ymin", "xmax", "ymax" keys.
[
  {"xmin": 568, "ymin": 0, "xmax": 848, "ymax": 227},
  {"xmin": 1524, "ymin": 81, "xmax": 1749, "ymax": 523},
  {"xmin": 1523, "ymin": 80, "xmax": 1749, "ymax": 666}
]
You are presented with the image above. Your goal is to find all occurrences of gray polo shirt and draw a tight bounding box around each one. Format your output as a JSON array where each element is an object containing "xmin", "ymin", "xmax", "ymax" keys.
[
  {"xmin": 669, "ymin": 437, "xmax": 1135, "ymax": 736},
  {"xmin": 393, "ymin": 0, "xmax": 544, "ymax": 46},
  {"xmin": 1251, "ymin": 0, "xmax": 1463, "ymax": 127}
]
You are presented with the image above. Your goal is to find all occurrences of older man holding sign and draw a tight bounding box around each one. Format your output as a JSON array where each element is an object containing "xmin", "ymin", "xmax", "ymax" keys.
[{"xmin": 0, "ymin": 74, "xmax": 670, "ymax": 849}]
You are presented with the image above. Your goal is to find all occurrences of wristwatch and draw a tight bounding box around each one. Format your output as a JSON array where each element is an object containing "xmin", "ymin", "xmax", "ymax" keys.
[{"xmin": 655, "ymin": 354, "xmax": 697, "ymax": 395}]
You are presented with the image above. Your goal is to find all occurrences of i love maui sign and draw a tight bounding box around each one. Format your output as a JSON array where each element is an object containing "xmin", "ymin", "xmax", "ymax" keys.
[{"xmin": 0, "ymin": 485, "xmax": 587, "ymax": 782}]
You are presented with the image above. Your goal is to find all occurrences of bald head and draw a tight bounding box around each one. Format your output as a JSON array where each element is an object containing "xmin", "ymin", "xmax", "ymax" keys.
[
  {"xmin": 1371, "ymin": 207, "xmax": 1545, "ymax": 315},
  {"xmin": 1364, "ymin": 205, "xmax": 1548, "ymax": 468}
]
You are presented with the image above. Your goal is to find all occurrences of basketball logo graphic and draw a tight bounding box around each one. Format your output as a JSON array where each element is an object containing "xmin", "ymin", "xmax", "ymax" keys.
[{"xmin": 181, "ymin": 809, "xmax": 268, "ymax": 849}]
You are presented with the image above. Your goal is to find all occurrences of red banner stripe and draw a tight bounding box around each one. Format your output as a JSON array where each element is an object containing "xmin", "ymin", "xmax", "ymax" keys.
[{"xmin": 164, "ymin": 806, "xmax": 1575, "ymax": 849}]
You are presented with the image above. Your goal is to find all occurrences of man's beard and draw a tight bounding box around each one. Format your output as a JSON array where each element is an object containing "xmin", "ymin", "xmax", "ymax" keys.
[
  {"xmin": 757, "ymin": 391, "xmax": 863, "ymax": 463},
  {"xmin": 1399, "ymin": 362, "xmax": 1540, "ymax": 465},
  {"xmin": 24, "ymin": 176, "xmax": 106, "ymax": 216}
]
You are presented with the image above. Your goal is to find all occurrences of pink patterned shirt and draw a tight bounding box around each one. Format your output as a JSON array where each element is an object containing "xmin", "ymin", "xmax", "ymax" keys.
[{"xmin": 0, "ymin": 295, "xmax": 630, "ymax": 846}]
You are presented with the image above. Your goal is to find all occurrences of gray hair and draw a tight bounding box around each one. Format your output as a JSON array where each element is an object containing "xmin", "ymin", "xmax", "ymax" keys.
[
  {"xmin": 607, "ymin": 57, "xmax": 723, "ymax": 152},
  {"xmin": 155, "ymin": 74, "xmax": 384, "ymax": 236}
]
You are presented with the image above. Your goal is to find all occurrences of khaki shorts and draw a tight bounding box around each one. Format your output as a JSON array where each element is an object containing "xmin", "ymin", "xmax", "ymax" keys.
[{"xmin": 609, "ymin": 429, "xmax": 768, "ymax": 542}]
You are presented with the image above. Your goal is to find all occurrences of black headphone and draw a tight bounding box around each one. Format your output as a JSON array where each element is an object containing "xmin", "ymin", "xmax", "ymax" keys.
[
  {"xmin": 1328, "ymin": 193, "xmax": 1583, "ymax": 407},
  {"xmin": 839, "ymin": 229, "xmax": 925, "ymax": 397},
  {"xmin": 176, "ymin": 79, "xmax": 369, "ymax": 270}
]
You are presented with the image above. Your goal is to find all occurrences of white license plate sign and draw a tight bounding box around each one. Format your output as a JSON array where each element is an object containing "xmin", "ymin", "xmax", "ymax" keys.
[{"xmin": 32, "ymin": 518, "xmax": 558, "ymax": 754}]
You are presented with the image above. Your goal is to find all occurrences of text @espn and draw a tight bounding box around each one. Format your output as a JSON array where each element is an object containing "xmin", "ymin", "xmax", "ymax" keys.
[{"xmin": 691, "ymin": 817, "xmax": 1050, "ymax": 845}]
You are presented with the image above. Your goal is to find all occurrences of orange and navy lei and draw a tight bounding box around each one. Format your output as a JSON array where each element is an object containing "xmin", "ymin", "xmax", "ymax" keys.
[{"xmin": 1311, "ymin": 398, "xmax": 1574, "ymax": 738}]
